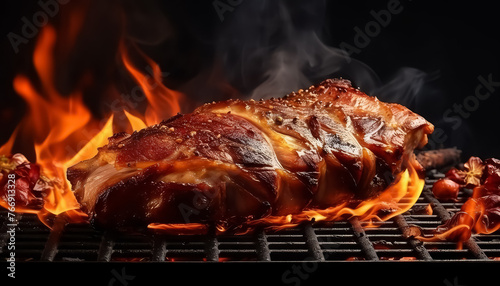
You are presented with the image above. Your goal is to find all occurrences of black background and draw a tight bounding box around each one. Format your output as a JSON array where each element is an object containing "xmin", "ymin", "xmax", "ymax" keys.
[
  {"xmin": 1, "ymin": 261, "xmax": 499, "ymax": 286},
  {"xmin": 1, "ymin": 0, "xmax": 499, "ymax": 160}
]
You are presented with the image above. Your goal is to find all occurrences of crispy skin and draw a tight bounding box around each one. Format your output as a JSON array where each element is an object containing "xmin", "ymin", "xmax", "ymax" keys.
[{"xmin": 67, "ymin": 79, "xmax": 434, "ymax": 230}]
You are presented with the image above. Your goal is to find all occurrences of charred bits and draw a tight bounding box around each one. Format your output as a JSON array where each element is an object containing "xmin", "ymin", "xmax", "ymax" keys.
[{"xmin": 307, "ymin": 115, "xmax": 321, "ymax": 140}]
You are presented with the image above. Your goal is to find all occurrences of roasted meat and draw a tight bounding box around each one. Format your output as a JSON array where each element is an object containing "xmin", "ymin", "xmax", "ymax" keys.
[{"xmin": 67, "ymin": 79, "xmax": 434, "ymax": 230}]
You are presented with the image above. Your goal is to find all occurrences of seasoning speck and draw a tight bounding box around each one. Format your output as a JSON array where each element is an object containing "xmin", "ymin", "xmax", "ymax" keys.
[{"xmin": 275, "ymin": 116, "xmax": 284, "ymax": 125}]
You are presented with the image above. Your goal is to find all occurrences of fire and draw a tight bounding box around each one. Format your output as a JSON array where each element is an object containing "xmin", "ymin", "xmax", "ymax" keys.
[
  {"xmin": 144, "ymin": 156, "xmax": 425, "ymax": 234},
  {"xmin": 247, "ymin": 155, "xmax": 425, "ymax": 231},
  {"xmin": 0, "ymin": 127, "xmax": 19, "ymax": 157},
  {"xmin": 148, "ymin": 223, "xmax": 209, "ymax": 235},
  {"xmin": 123, "ymin": 110, "xmax": 148, "ymax": 131},
  {"xmin": 1, "ymin": 13, "xmax": 426, "ymax": 234},
  {"xmin": 0, "ymin": 22, "xmax": 183, "ymax": 226},
  {"xmin": 417, "ymin": 157, "xmax": 500, "ymax": 244},
  {"xmin": 2, "ymin": 25, "xmax": 110, "ymax": 224},
  {"xmin": 120, "ymin": 42, "xmax": 184, "ymax": 126}
]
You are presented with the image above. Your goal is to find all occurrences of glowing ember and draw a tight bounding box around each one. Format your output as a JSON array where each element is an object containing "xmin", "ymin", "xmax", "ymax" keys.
[{"xmin": 148, "ymin": 223, "xmax": 209, "ymax": 235}]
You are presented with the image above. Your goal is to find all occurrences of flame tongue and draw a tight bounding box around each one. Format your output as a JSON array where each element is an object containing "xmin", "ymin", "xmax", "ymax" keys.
[
  {"xmin": 120, "ymin": 42, "xmax": 184, "ymax": 126},
  {"xmin": 145, "ymin": 155, "xmax": 425, "ymax": 233},
  {"xmin": 243, "ymin": 155, "xmax": 424, "ymax": 231},
  {"xmin": 416, "ymin": 157, "xmax": 500, "ymax": 244},
  {"xmin": 148, "ymin": 223, "xmax": 209, "ymax": 235},
  {"xmin": 5, "ymin": 26, "xmax": 104, "ymax": 225},
  {"xmin": 0, "ymin": 22, "xmax": 184, "ymax": 227}
]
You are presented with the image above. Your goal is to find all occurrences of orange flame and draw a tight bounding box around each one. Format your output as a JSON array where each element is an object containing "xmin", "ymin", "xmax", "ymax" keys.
[
  {"xmin": 120, "ymin": 43, "xmax": 184, "ymax": 126},
  {"xmin": 2, "ymin": 26, "xmax": 110, "ymax": 224},
  {"xmin": 417, "ymin": 194, "xmax": 500, "ymax": 243},
  {"xmin": 245, "ymin": 156, "xmax": 424, "ymax": 231},
  {"xmin": 123, "ymin": 110, "xmax": 148, "ymax": 131},
  {"xmin": 148, "ymin": 223, "xmax": 209, "ymax": 235},
  {"xmin": 0, "ymin": 127, "xmax": 19, "ymax": 156},
  {"xmin": 146, "ymin": 156, "xmax": 424, "ymax": 233},
  {"xmin": 416, "ymin": 157, "xmax": 500, "ymax": 244},
  {"xmin": 0, "ymin": 22, "xmax": 184, "ymax": 226}
]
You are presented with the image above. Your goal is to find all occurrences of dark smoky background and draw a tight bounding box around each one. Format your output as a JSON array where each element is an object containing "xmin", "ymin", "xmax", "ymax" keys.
[{"xmin": 0, "ymin": 0, "xmax": 499, "ymax": 159}]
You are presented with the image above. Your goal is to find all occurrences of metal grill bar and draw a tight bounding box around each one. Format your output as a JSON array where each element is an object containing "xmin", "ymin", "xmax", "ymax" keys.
[
  {"xmin": 421, "ymin": 188, "xmax": 450, "ymax": 220},
  {"xmin": 97, "ymin": 231, "xmax": 114, "ymax": 262},
  {"xmin": 393, "ymin": 215, "xmax": 432, "ymax": 260},
  {"xmin": 204, "ymin": 225, "xmax": 219, "ymax": 261},
  {"xmin": 151, "ymin": 235, "xmax": 167, "ymax": 262},
  {"xmin": 349, "ymin": 217, "xmax": 379, "ymax": 260},
  {"xmin": 254, "ymin": 229, "xmax": 271, "ymax": 261},
  {"xmin": 463, "ymin": 240, "xmax": 489, "ymax": 260},
  {"xmin": 422, "ymin": 188, "xmax": 489, "ymax": 260},
  {"xmin": 303, "ymin": 222, "xmax": 325, "ymax": 261},
  {"xmin": 40, "ymin": 215, "xmax": 66, "ymax": 261}
]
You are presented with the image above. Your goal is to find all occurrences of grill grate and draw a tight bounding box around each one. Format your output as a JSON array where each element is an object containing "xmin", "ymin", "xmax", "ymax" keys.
[{"xmin": 2, "ymin": 169, "xmax": 500, "ymax": 262}]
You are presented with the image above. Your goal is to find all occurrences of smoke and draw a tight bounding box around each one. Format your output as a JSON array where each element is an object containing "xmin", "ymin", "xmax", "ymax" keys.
[
  {"xmin": 54, "ymin": 0, "xmax": 436, "ymax": 114},
  {"xmin": 372, "ymin": 68, "xmax": 440, "ymax": 109},
  {"xmin": 213, "ymin": 0, "xmax": 433, "ymax": 106},
  {"xmin": 213, "ymin": 0, "xmax": 374, "ymax": 99},
  {"xmin": 244, "ymin": 31, "xmax": 382, "ymax": 99},
  {"xmin": 79, "ymin": 0, "xmax": 435, "ymax": 113}
]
